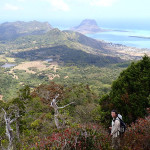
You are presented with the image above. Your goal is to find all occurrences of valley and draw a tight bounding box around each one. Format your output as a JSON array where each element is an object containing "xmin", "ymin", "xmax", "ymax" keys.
[{"xmin": 0, "ymin": 21, "xmax": 149, "ymax": 101}]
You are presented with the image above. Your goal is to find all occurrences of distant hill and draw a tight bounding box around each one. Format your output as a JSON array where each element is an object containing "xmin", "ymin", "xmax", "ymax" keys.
[
  {"xmin": 71, "ymin": 19, "xmax": 105, "ymax": 34},
  {"xmin": 1, "ymin": 28, "xmax": 124, "ymax": 66},
  {"xmin": 3, "ymin": 28, "xmax": 119, "ymax": 57},
  {"xmin": 1, "ymin": 28, "xmax": 145, "ymax": 60},
  {"xmin": 0, "ymin": 21, "xmax": 53, "ymax": 41}
]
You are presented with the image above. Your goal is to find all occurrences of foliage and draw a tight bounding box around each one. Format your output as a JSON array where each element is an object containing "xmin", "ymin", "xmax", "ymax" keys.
[
  {"xmin": 22, "ymin": 114, "xmax": 150, "ymax": 150},
  {"xmin": 52, "ymin": 64, "xmax": 127, "ymax": 95},
  {"xmin": 0, "ymin": 67, "xmax": 20, "ymax": 100},
  {"xmin": 0, "ymin": 76, "xmax": 150, "ymax": 149},
  {"xmin": 122, "ymin": 115, "xmax": 150, "ymax": 150},
  {"xmin": 32, "ymin": 82, "xmax": 100, "ymax": 123},
  {"xmin": 28, "ymin": 124, "xmax": 112, "ymax": 150},
  {"xmin": 0, "ymin": 85, "xmax": 31, "ymax": 149}
]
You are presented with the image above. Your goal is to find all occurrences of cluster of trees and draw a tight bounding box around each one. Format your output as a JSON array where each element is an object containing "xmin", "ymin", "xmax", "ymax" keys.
[
  {"xmin": 0, "ymin": 68, "xmax": 20, "ymax": 100},
  {"xmin": 0, "ymin": 82, "xmax": 100, "ymax": 149},
  {"xmin": 0, "ymin": 86, "xmax": 31, "ymax": 149},
  {"xmin": 53, "ymin": 64, "xmax": 127, "ymax": 95},
  {"xmin": 100, "ymin": 55, "xmax": 150, "ymax": 126}
]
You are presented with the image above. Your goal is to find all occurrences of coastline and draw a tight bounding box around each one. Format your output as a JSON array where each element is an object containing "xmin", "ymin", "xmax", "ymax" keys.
[{"xmin": 97, "ymin": 39, "xmax": 150, "ymax": 60}]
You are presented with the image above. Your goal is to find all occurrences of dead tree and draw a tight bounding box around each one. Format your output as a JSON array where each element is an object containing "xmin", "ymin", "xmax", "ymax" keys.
[
  {"xmin": 50, "ymin": 94, "xmax": 74, "ymax": 129},
  {"xmin": 2, "ymin": 108, "xmax": 19, "ymax": 150}
]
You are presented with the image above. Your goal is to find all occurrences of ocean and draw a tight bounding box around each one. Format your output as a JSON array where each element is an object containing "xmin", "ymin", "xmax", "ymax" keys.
[
  {"xmin": 85, "ymin": 19, "xmax": 150, "ymax": 49},
  {"xmin": 55, "ymin": 19, "xmax": 150, "ymax": 49},
  {"xmin": 86, "ymin": 29, "xmax": 150, "ymax": 49}
]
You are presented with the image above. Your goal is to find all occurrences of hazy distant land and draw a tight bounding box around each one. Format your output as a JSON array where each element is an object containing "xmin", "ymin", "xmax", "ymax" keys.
[{"xmin": 129, "ymin": 35, "xmax": 150, "ymax": 39}]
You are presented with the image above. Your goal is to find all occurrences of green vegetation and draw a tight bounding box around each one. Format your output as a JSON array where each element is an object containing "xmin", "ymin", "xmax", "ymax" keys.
[
  {"xmin": 100, "ymin": 55, "xmax": 150, "ymax": 126},
  {"xmin": 12, "ymin": 45, "xmax": 123, "ymax": 66},
  {"xmin": 0, "ymin": 61, "xmax": 128, "ymax": 101},
  {"xmin": 0, "ymin": 68, "xmax": 20, "ymax": 100},
  {"xmin": 0, "ymin": 58, "xmax": 149, "ymax": 149},
  {"xmin": 0, "ymin": 83, "xmax": 101, "ymax": 149},
  {"xmin": 52, "ymin": 64, "xmax": 128, "ymax": 95}
]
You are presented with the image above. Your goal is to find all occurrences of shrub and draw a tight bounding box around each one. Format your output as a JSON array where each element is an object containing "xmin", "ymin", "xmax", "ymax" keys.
[
  {"xmin": 30, "ymin": 124, "xmax": 112, "ymax": 150},
  {"xmin": 122, "ymin": 115, "xmax": 150, "ymax": 150}
]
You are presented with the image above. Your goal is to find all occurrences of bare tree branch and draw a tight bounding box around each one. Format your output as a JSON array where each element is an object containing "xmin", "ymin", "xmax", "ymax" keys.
[
  {"xmin": 2, "ymin": 107, "xmax": 20, "ymax": 150},
  {"xmin": 50, "ymin": 95, "xmax": 74, "ymax": 129},
  {"xmin": 58, "ymin": 102, "xmax": 75, "ymax": 109}
]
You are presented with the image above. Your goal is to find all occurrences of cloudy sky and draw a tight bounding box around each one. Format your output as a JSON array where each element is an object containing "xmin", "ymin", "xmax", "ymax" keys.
[{"xmin": 0, "ymin": 0, "xmax": 149, "ymax": 27}]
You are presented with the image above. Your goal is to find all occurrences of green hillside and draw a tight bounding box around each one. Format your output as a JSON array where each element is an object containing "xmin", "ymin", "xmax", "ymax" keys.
[
  {"xmin": 12, "ymin": 45, "xmax": 123, "ymax": 67},
  {"xmin": 0, "ymin": 21, "xmax": 53, "ymax": 41},
  {"xmin": 0, "ymin": 28, "xmax": 120, "ymax": 57}
]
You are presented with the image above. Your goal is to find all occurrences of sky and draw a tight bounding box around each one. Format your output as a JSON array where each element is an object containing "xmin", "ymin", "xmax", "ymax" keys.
[{"xmin": 0, "ymin": 0, "xmax": 150, "ymax": 28}]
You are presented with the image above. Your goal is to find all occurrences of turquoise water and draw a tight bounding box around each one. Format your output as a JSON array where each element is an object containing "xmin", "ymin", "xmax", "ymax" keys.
[{"xmin": 86, "ymin": 29, "xmax": 150, "ymax": 49}]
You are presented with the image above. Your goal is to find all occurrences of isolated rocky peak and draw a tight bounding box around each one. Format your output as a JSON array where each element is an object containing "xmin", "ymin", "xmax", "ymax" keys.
[
  {"xmin": 78, "ymin": 19, "xmax": 98, "ymax": 27},
  {"xmin": 71, "ymin": 19, "xmax": 104, "ymax": 34}
]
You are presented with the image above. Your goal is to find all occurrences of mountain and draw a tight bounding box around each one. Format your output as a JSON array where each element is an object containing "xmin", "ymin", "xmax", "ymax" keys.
[
  {"xmin": 2, "ymin": 28, "xmax": 120, "ymax": 57},
  {"xmin": 1, "ymin": 28, "xmax": 143, "ymax": 60},
  {"xmin": 0, "ymin": 28, "xmax": 123, "ymax": 66},
  {"xmin": 71, "ymin": 19, "xmax": 105, "ymax": 34},
  {"xmin": 0, "ymin": 21, "xmax": 53, "ymax": 41},
  {"xmin": 0, "ymin": 20, "xmax": 148, "ymax": 60}
]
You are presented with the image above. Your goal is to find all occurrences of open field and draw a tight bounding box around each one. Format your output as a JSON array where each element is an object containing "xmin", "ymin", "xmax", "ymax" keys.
[
  {"xmin": 8, "ymin": 60, "xmax": 59, "ymax": 81},
  {"xmin": 10, "ymin": 61, "xmax": 58, "ymax": 73}
]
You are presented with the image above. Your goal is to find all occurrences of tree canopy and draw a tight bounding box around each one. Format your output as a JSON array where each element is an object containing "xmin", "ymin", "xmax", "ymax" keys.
[{"xmin": 100, "ymin": 55, "xmax": 150, "ymax": 126}]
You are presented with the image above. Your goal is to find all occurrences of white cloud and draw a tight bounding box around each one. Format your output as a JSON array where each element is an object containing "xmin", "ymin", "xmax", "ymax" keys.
[
  {"xmin": 90, "ymin": 0, "xmax": 118, "ymax": 7},
  {"xmin": 46, "ymin": 0, "xmax": 70, "ymax": 12},
  {"xmin": 4, "ymin": 3, "xmax": 22, "ymax": 11}
]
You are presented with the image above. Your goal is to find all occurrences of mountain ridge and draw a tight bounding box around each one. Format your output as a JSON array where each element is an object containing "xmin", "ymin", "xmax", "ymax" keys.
[
  {"xmin": 2, "ymin": 28, "xmax": 120, "ymax": 58},
  {"xmin": 0, "ymin": 21, "xmax": 53, "ymax": 41},
  {"xmin": 0, "ymin": 26, "xmax": 149, "ymax": 60}
]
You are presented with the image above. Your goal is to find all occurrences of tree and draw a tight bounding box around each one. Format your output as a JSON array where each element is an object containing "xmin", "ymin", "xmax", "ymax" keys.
[
  {"xmin": 0, "ymin": 85, "xmax": 31, "ymax": 150},
  {"xmin": 100, "ymin": 55, "xmax": 150, "ymax": 126},
  {"xmin": 10, "ymin": 85, "xmax": 31, "ymax": 141},
  {"xmin": 50, "ymin": 94, "xmax": 74, "ymax": 129},
  {"xmin": 32, "ymin": 82, "xmax": 75, "ymax": 129},
  {"xmin": 2, "ymin": 108, "xmax": 19, "ymax": 150}
]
